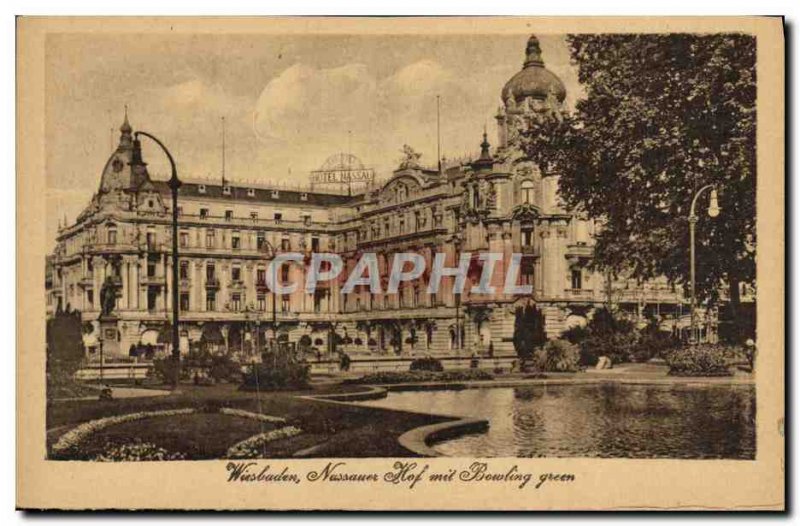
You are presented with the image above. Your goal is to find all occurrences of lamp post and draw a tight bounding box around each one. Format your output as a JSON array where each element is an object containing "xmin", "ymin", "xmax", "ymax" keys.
[
  {"xmin": 688, "ymin": 184, "xmax": 720, "ymax": 344},
  {"xmin": 135, "ymin": 131, "xmax": 182, "ymax": 387}
]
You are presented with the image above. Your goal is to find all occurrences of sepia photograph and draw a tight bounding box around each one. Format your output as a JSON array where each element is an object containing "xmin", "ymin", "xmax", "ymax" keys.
[{"xmin": 16, "ymin": 15, "xmax": 784, "ymax": 511}]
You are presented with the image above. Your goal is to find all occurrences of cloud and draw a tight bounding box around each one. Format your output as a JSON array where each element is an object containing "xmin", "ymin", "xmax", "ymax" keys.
[{"xmin": 252, "ymin": 60, "xmax": 487, "ymax": 176}]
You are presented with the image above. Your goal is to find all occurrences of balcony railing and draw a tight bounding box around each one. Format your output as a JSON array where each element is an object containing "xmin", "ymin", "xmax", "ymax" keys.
[
  {"xmin": 564, "ymin": 288, "xmax": 596, "ymax": 301},
  {"xmin": 205, "ymin": 277, "xmax": 220, "ymax": 289}
]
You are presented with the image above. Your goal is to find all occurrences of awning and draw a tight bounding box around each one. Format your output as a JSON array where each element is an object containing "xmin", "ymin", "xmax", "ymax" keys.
[{"xmin": 200, "ymin": 323, "xmax": 225, "ymax": 345}]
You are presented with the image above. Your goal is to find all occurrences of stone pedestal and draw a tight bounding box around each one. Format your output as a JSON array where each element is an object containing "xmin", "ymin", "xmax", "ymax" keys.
[{"xmin": 98, "ymin": 313, "xmax": 120, "ymax": 359}]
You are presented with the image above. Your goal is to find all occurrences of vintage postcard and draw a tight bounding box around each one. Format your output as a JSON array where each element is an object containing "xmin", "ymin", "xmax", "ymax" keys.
[{"xmin": 17, "ymin": 16, "xmax": 784, "ymax": 510}]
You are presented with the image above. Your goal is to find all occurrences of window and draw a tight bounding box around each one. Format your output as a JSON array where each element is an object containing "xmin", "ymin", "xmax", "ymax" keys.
[
  {"xmin": 311, "ymin": 237, "xmax": 320, "ymax": 252},
  {"xmin": 257, "ymin": 293, "xmax": 266, "ymax": 311},
  {"xmin": 223, "ymin": 186, "xmax": 231, "ymax": 195},
  {"xmin": 179, "ymin": 231, "xmax": 189, "ymax": 248},
  {"xmin": 281, "ymin": 237, "xmax": 290, "ymax": 251},
  {"xmin": 200, "ymin": 208, "xmax": 209, "ymax": 219},
  {"xmin": 399, "ymin": 218, "xmax": 405, "ymax": 233},
  {"xmin": 280, "ymin": 264, "xmax": 290, "ymax": 284},
  {"xmin": 107, "ymin": 229, "xmax": 117, "ymax": 244},
  {"xmin": 225, "ymin": 210, "xmax": 233, "ymax": 221},
  {"xmin": 256, "ymin": 268, "xmax": 266, "ymax": 286},
  {"xmin": 250, "ymin": 211, "xmax": 258, "ymax": 220},
  {"xmin": 274, "ymin": 212, "xmax": 283, "ymax": 223},
  {"xmin": 147, "ymin": 286, "xmax": 158, "ymax": 311},
  {"xmin": 230, "ymin": 293, "xmax": 242, "ymax": 311},
  {"xmin": 180, "ymin": 293, "xmax": 190, "ymax": 312},
  {"xmin": 521, "ymin": 180, "xmax": 535, "ymax": 204},
  {"xmin": 87, "ymin": 258, "xmax": 94, "ymax": 273},
  {"xmin": 281, "ymin": 296, "xmax": 290, "ymax": 313},
  {"xmin": 231, "ymin": 233, "xmax": 240, "ymax": 250},
  {"xmin": 522, "ymin": 229, "xmax": 534, "ymax": 246},
  {"xmin": 522, "ymin": 259, "xmax": 535, "ymax": 287},
  {"xmin": 232, "ymin": 266, "xmax": 241, "ymax": 282},
  {"xmin": 571, "ymin": 269, "xmax": 582, "ymax": 290},
  {"xmin": 146, "ymin": 232, "xmax": 156, "ymax": 250},
  {"xmin": 384, "ymin": 219, "xmax": 391, "ymax": 236},
  {"xmin": 198, "ymin": 184, "xmax": 206, "ymax": 194},
  {"xmin": 206, "ymin": 263, "xmax": 216, "ymax": 281},
  {"xmin": 179, "ymin": 261, "xmax": 189, "ymax": 280},
  {"xmin": 86, "ymin": 289, "xmax": 94, "ymax": 308},
  {"xmin": 414, "ymin": 211, "xmax": 421, "ymax": 231},
  {"xmin": 247, "ymin": 188, "xmax": 255, "ymax": 197},
  {"xmin": 206, "ymin": 230, "xmax": 215, "ymax": 248},
  {"xmin": 257, "ymin": 232, "xmax": 266, "ymax": 250},
  {"xmin": 147, "ymin": 256, "xmax": 157, "ymax": 278},
  {"xmin": 313, "ymin": 290, "xmax": 324, "ymax": 313},
  {"xmin": 206, "ymin": 290, "xmax": 216, "ymax": 311}
]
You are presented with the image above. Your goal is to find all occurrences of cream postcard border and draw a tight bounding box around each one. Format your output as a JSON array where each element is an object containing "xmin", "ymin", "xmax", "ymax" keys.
[{"xmin": 16, "ymin": 16, "xmax": 785, "ymax": 511}]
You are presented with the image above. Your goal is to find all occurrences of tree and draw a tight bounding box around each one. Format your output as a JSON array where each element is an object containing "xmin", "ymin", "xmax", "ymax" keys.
[
  {"xmin": 513, "ymin": 303, "xmax": 547, "ymax": 361},
  {"xmin": 46, "ymin": 308, "xmax": 86, "ymax": 396},
  {"xmin": 520, "ymin": 34, "xmax": 756, "ymax": 333}
]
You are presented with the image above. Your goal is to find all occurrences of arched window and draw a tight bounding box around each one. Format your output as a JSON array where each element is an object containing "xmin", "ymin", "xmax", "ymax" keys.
[{"xmin": 520, "ymin": 180, "xmax": 535, "ymax": 204}]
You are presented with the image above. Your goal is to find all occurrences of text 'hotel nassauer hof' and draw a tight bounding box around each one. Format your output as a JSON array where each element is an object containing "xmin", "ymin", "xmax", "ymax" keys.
[{"xmin": 46, "ymin": 35, "xmax": 692, "ymax": 361}]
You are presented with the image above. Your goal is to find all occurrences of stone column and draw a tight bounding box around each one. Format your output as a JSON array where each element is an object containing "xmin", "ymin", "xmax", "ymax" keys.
[
  {"xmin": 120, "ymin": 259, "xmax": 129, "ymax": 311},
  {"xmin": 131, "ymin": 258, "xmax": 140, "ymax": 310}
]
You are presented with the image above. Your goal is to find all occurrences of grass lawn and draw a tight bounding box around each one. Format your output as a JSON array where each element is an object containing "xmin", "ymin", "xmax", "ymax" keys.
[
  {"xmin": 75, "ymin": 413, "xmax": 277, "ymax": 460},
  {"xmin": 47, "ymin": 382, "xmax": 449, "ymax": 459}
]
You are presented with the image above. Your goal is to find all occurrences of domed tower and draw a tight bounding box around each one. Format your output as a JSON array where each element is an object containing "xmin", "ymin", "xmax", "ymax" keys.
[{"xmin": 495, "ymin": 35, "xmax": 566, "ymax": 151}]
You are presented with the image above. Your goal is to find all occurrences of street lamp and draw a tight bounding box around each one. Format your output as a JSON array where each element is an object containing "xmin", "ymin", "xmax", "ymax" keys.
[
  {"xmin": 688, "ymin": 184, "xmax": 720, "ymax": 344},
  {"xmin": 135, "ymin": 131, "xmax": 182, "ymax": 387}
]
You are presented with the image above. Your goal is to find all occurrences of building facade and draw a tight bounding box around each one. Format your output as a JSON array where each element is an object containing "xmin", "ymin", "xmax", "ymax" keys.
[{"xmin": 47, "ymin": 35, "xmax": 694, "ymax": 361}]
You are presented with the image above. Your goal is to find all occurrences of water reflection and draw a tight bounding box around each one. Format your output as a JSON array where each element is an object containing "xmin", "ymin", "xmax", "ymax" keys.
[{"xmin": 358, "ymin": 384, "xmax": 755, "ymax": 459}]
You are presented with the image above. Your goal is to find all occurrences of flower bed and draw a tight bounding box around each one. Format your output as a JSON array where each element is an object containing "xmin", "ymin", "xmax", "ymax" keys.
[
  {"xmin": 345, "ymin": 369, "xmax": 493, "ymax": 385},
  {"xmin": 92, "ymin": 441, "xmax": 187, "ymax": 461},
  {"xmin": 50, "ymin": 408, "xmax": 196, "ymax": 456},
  {"xmin": 225, "ymin": 426, "xmax": 304, "ymax": 458},
  {"xmin": 219, "ymin": 407, "xmax": 287, "ymax": 424}
]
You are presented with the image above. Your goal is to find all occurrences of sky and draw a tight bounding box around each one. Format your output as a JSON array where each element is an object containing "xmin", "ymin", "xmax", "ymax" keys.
[{"xmin": 45, "ymin": 32, "xmax": 580, "ymax": 245}]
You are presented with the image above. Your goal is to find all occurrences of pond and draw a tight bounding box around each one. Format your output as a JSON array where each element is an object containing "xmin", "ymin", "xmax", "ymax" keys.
[{"xmin": 358, "ymin": 383, "xmax": 755, "ymax": 459}]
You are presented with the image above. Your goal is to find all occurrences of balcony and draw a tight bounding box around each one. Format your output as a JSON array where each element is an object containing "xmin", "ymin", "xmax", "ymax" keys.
[
  {"xmin": 78, "ymin": 275, "xmax": 94, "ymax": 288},
  {"xmin": 205, "ymin": 277, "xmax": 220, "ymax": 289},
  {"xmin": 140, "ymin": 274, "xmax": 165, "ymax": 286},
  {"xmin": 565, "ymin": 243, "xmax": 594, "ymax": 261},
  {"xmin": 564, "ymin": 288, "xmax": 596, "ymax": 302},
  {"xmin": 520, "ymin": 245, "xmax": 540, "ymax": 257}
]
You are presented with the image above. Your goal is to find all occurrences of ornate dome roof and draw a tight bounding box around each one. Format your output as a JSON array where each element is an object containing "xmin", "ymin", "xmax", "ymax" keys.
[
  {"xmin": 319, "ymin": 153, "xmax": 365, "ymax": 172},
  {"xmin": 501, "ymin": 35, "xmax": 566, "ymax": 104}
]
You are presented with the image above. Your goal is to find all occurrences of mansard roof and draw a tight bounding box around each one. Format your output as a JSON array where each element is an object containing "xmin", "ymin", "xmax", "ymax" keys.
[{"xmin": 151, "ymin": 180, "xmax": 361, "ymax": 207}]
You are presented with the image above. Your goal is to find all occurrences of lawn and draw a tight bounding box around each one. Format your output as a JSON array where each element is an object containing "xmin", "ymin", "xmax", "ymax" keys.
[
  {"xmin": 47, "ymin": 383, "xmax": 450, "ymax": 459},
  {"xmin": 76, "ymin": 413, "xmax": 277, "ymax": 460}
]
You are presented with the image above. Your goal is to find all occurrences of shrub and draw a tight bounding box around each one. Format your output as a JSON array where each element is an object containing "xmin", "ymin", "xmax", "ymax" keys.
[
  {"xmin": 241, "ymin": 347, "xmax": 310, "ymax": 391},
  {"xmin": 410, "ymin": 357, "xmax": 444, "ymax": 372},
  {"xmin": 346, "ymin": 369, "xmax": 493, "ymax": 385},
  {"xmin": 532, "ymin": 339, "xmax": 580, "ymax": 372},
  {"xmin": 561, "ymin": 325, "xmax": 590, "ymax": 345},
  {"xmin": 208, "ymin": 354, "xmax": 242, "ymax": 383},
  {"xmin": 633, "ymin": 321, "xmax": 679, "ymax": 362},
  {"xmin": 664, "ymin": 344, "xmax": 733, "ymax": 377},
  {"xmin": 513, "ymin": 303, "xmax": 547, "ymax": 360},
  {"xmin": 149, "ymin": 356, "xmax": 189, "ymax": 384}
]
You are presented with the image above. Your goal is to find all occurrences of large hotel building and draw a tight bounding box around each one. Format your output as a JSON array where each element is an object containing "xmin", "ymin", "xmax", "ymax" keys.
[{"xmin": 46, "ymin": 35, "xmax": 693, "ymax": 360}]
